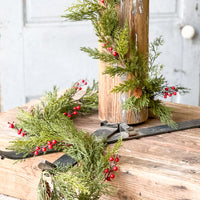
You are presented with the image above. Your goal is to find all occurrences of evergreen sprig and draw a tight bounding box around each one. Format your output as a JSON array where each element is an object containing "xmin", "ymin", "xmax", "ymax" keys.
[
  {"xmin": 81, "ymin": 47, "xmax": 119, "ymax": 64},
  {"xmin": 63, "ymin": 1, "xmax": 189, "ymax": 127},
  {"xmin": 149, "ymin": 99, "xmax": 177, "ymax": 128},
  {"xmin": 115, "ymin": 22, "xmax": 129, "ymax": 59},
  {"xmin": 8, "ymin": 81, "xmax": 98, "ymax": 154},
  {"xmin": 63, "ymin": 0, "xmax": 102, "ymax": 21},
  {"xmin": 38, "ymin": 135, "xmax": 122, "ymax": 200},
  {"xmin": 123, "ymin": 94, "xmax": 150, "ymax": 112},
  {"xmin": 8, "ymin": 81, "xmax": 122, "ymax": 199}
]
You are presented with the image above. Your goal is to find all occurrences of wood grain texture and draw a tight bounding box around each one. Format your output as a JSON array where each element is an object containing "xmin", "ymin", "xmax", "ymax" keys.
[
  {"xmin": 0, "ymin": 101, "xmax": 200, "ymax": 200},
  {"xmin": 98, "ymin": 0, "xmax": 149, "ymax": 124},
  {"xmin": 0, "ymin": 100, "xmax": 65, "ymax": 200},
  {"xmin": 135, "ymin": 0, "xmax": 149, "ymax": 57}
]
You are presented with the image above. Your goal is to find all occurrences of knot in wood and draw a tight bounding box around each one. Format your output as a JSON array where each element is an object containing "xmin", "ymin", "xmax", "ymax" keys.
[{"xmin": 134, "ymin": 87, "xmax": 143, "ymax": 98}]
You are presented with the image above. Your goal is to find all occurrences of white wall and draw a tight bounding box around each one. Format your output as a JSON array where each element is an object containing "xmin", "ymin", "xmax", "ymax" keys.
[
  {"xmin": 0, "ymin": 0, "xmax": 199, "ymax": 111},
  {"xmin": 0, "ymin": 0, "xmax": 98, "ymax": 111}
]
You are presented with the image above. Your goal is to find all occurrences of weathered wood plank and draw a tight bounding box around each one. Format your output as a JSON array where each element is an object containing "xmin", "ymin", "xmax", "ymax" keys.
[
  {"xmin": 117, "ymin": 135, "xmax": 200, "ymax": 168},
  {"xmin": 0, "ymin": 102, "xmax": 200, "ymax": 199},
  {"xmin": 98, "ymin": 0, "xmax": 149, "ymax": 124},
  {"xmin": 0, "ymin": 152, "xmax": 64, "ymax": 200}
]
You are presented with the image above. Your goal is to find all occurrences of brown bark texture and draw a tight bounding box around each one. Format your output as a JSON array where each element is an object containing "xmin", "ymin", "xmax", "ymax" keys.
[{"xmin": 99, "ymin": 0, "xmax": 149, "ymax": 124}]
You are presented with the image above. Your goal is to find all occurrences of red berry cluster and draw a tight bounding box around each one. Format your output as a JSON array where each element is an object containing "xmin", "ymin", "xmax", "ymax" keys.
[
  {"xmin": 64, "ymin": 105, "xmax": 81, "ymax": 118},
  {"xmin": 8, "ymin": 122, "xmax": 27, "ymax": 137},
  {"xmin": 73, "ymin": 79, "xmax": 87, "ymax": 91},
  {"xmin": 163, "ymin": 86, "xmax": 178, "ymax": 99},
  {"xmin": 8, "ymin": 121, "xmax": 15, "ymax": 128},
  {"xmin": 34, "ymin": 139, "xmax": 57, "ymax": 156},
  {"xmin": 102, "ymin": 43, "xmax": 118, "ymax": 57},
  {"xmin": 104, "ymin": 155, "xmax": 119, "ymax": 181}
]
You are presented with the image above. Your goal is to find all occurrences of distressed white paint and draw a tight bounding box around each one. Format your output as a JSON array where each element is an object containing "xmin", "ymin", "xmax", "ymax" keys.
[
  {"xmin": 150, "ymin": 0, "xmax": 200, "ymax": 106},
  {"xmin": 150, "ymin": 0, "xmax": 177, "ymax": 15},
  {"xmin": 0, "ymin": 0, "xmax": 98, "ymax": 111},
  {"xmin": 138, "ymin": 0, "xmax": 144, "ymax": 14},
  {"xmin": 132, "ymin": 0, "xmax": 137, "ymax": 15},
  {"xmin": 25, "ymin": 0, "xmax": 72, "ymax": 24},
  {"xmin": 0, "ymin": 0, "xmax": 26, "ymax": 111},
  {"xmin": 0, "ymin": 0, "xmax": 199, "ymax": 111}
]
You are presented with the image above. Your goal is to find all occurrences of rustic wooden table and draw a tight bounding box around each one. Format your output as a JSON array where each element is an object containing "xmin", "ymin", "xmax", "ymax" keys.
[{"xmin": 0, "ymin": 101, "xmax": 200, "ymax": 200}]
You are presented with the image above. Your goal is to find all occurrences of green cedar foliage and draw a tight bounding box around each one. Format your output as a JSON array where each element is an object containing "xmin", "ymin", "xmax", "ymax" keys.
[
  {"xmin": 38, "ymin": 138, "xmax": 122, "ymax": 200},
  {"xmin": 63, "ymin": 1, "xmax": 189, "ymax": 127},
  {"xmin": 8, "ymin": 80, "xmax": 122, "ymax": 199},
  {"xmin": 8, "ymin": 81, "xmax": 98, "ymax": 154}
]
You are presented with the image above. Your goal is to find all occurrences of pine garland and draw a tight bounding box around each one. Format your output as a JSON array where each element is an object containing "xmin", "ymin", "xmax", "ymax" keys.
[
  {"xmin": 44, "ymin": 138, "xmax": 122, "ymax": 200},
  {"xmin": 8, "ymin": 81, "xmax": 122, "ymax": 200},
  {"xmin": 6, "ymin": 1, "xmax": 191, "ymax": 198},
  {"xmin": 8, "ymin": 81, "xmax": 99, "ymax": 154},
  {"xmin": 63, "ymin": 0, "xmax": 189, "ymax": 128}
]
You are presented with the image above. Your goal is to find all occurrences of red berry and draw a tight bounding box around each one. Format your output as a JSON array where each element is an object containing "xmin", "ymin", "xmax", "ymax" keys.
[
  {"xmin": 82, "ymin": 79, "xmax": 85, "ymax": 83},
  {"xmin": 108, "ymin": 47, "xmax": 113, "ymax": 51},
  {"xmin": 17, "ymin": 130, "xmax": 22, "ymax": 135},
  {"xmin": 47, "ymin": 141, "xmax": 51, "ymax": 145},
  {"xmin": 109, "ymin": 157, "xmax": 114, "ymax": 161},
  {"xmin": 173, "ymin": 92, "xmax": 177, "ymax": 95},
  {"xmin": 35, "ymin": 146, "xmax": 40, "ymax": 151},
  {"xmin": 76, "ymin": 82, "xmax": 79, "ymax": 85},
  {"xmin": 34, "ymin": 151, "xmax": 39, "ymax": 156},
  {"xmin": 68, "ymin": 114, "xmax": 72, "ymax": 118},
  {"xmin": 18, "ymin": 128, "xmax": 22, "ymax": 132},
  {"xmin": 79, "ymin": 87, "xmax": 82, "ymax": 90},
  {"xmin": 165, "ymin": 88, "xmax": 169, "ymax": 91},
  {"xmin": 73, "ymin": 86, "xmax": 78, "ymax": 89},
  {"xmin": 73, "ymin": 107, "xmax": 77, "ymax": 110},
  {"xmin": 64, "ymin": 112, "xmax": 68, "ymax": 116},
  {"xmin": 172, "ymin": 86, "xmax": 175, "ymax": 90},
  {"xmin": 76, "ymin": 105, "xmax": 81, "ymax": 110},
  {"xmin": 115, "ymin": 157, "xmax": 119, "ymax": 162},
  {"xmin": 52, "ymin": 140, "xmax": 57, "ymax": 145},
  {"xmin": 9, "ymin": 124, "xmax": 14, "ymax": 128},
  {"xmin": 106, "ymin": 177, "xmax": 111, "ymax": 181},
  {"xmin": 168, "ymin": 93, "xmax": 172, "ymax": 97},
  {"xmin": 110, "ymin": 174, "xmax": 115, "ymax": 179},
  {"xmin": 100, "ymin": 0, "xmax": 104, "ymax": 3},
  {"xmin": 42, "ymin": 147, "xmax": 47, "ymax": 152},
  {"xmin": 102, "ymin": 44, "xmax": 106, "ymax": 47},
  {"xmin": 84, "ymin": 82, "xmax": 87, "ymax": 85},
  {"xmin": 73, "ymin": 111, "xmax": 77, "ymax": 115},
  {"xmin": 48, "ymin": 144, "xmax": 53, "ymax": 149},
  {"xmin": 21, "ymin": 132, "xmax": 26, "ymax": 137},
  {"xmin": 164, "ymin": 95, "xmax": 167, "ymax": 99},
  {"xmin": 113, "ymin": 166, "xmax": 118, "ymax": 171},
  {"xmin": 104, "ymin": 169, "xmax": 109, "ymax": 173},
  {"xmin": 165, "ymin": 92, "xmax": 168, "ymax": 96},
  {"xmin": 113, "ymin": 51, "xmax": 118, "ymax": 56}
]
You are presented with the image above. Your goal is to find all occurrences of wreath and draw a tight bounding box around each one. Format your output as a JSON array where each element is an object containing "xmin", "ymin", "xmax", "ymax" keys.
[
  {"xmin": 7, "ymin": 0, "xmax": 189, "ymax": 199},
  {"xmin": 63, "ymin": 0, "xmax": 188, "ymax": 127},
  {"xmin": 8, "ymin": 81, "xmax": 122, "ymax": 199}
]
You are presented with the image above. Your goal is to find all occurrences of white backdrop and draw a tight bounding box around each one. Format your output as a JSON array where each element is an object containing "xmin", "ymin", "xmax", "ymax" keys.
[{"xmin": 0, "ymin": 0, "xmax": 200, "ymax": 111}]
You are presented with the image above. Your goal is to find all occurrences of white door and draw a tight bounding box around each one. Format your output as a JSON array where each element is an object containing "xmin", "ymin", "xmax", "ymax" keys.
[
  {"xmin": 0, "ymin": 0, "xmax": 98, "ymax": 111},
  {"xmin": 149, "ymin": 0, "xmax": 200, "ymax": 106}
]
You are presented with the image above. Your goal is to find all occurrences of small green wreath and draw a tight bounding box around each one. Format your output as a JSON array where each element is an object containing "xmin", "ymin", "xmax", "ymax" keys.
[
  {"xmin": 8, "ymin": 81, "xmax": 122, "ymax": 200},
  {"xmin": 7, "ymin": 1, "xmax": 190, "ymax": 199},
  {"xmin": 63, "ymin": 0, "xmax": 189, "ymax": 128}
]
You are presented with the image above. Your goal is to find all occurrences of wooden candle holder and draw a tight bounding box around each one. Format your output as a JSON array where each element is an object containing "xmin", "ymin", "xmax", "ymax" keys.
[{"xmin": 98, "ymin": 0, "xmax": 149, "ymax": 124}]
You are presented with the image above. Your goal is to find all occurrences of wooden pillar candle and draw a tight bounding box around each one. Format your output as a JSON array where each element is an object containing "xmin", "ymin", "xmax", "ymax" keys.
[{"xmin": 99, "ymin": 0, "xmax": 149, "ymax": 124}]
